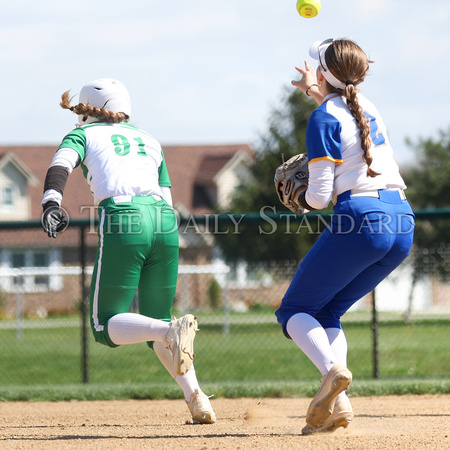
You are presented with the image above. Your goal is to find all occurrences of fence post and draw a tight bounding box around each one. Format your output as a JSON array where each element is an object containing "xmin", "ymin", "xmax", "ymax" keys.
[
  {"xmin": 80, "ymin": 226, "xmax": 89, "ymax": 384},
  {"xmin": 181, "ymin": 273, "xmax": 189, "ymax": 314},
  {"xmin": 371, "ymin": 289, "xmax": 380, "ymax": 379},
  {"xmin": 223, "ymin": 284, "xmax": 230, "ymax": 336},
  {"xmin": 15, "ymin": 274, "xmax": 24, "ymax": 340}
]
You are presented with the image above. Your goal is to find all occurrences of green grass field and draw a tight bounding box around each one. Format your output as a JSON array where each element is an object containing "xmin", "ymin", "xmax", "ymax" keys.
[{"xmin": 0, "ymin": 315, "xmax": 449, "ymax": 401}]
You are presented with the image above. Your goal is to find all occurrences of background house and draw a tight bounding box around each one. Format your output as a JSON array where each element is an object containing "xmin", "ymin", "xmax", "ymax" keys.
[{"xmin": 163, "ymin": 144, "xmax": 253, "ymax": 216}]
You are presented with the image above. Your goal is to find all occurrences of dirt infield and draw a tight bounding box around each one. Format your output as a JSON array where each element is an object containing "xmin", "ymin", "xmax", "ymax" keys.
[{"xmin": 1, "ymin": 395, "xmax": 449, "ymax": 449}]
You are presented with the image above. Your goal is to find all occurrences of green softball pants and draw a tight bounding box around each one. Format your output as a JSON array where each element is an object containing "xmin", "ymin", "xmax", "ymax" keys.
[{"xmin": 90, "ymin": 195, "xmax": 179, "ymax": 347}]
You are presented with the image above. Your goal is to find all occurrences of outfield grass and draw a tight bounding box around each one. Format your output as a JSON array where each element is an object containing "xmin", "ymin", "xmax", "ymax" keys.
[
  {"xmin": 0, "ymin": 379, "xmax": 449, "ymax": 402},
  {"xmin": 0, "ymin": 316, "xmax": 448, "ymax": 397}
]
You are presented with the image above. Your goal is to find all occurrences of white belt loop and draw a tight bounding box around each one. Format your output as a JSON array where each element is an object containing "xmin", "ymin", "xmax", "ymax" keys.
[{"xmin": 398, "ymin": 189, "xmax": 406, "ymax": 200}]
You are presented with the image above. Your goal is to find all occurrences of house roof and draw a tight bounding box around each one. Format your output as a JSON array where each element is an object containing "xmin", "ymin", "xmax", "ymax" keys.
[
  {"xmin": 0, "ymin": 143, "xmax": 254, "ymax": 220},
  {"xmin": 163, "ymin": 144, "xmax": 253, "ymax": 214},
  {"xmin": 196, "ymin": 154, "xmax": 234, "ymax": 185},
  {"xmin": 0, "ymin": 152, "xmax": 39, "ymax": 186},
  {"xmin": 0, "ymin": 146, "xmax": 93, "ymax": 221}
]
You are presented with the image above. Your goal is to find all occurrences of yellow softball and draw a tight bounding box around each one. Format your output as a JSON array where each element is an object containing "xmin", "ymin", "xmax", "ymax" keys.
[{"xmin": 296, "ymin": 0, "xmax": 321, "ymax": 18}]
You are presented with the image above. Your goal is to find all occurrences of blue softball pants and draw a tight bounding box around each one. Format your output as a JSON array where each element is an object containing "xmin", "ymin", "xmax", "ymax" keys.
[{"xmin": 275, "ymin": 189, "xmax": 415, "ymax": 338}]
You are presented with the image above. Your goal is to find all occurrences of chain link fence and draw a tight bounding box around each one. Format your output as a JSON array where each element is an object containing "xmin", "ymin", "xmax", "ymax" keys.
[{"xmin": 0, "ymin": 211, "xmax": 449, "ymax": 386}]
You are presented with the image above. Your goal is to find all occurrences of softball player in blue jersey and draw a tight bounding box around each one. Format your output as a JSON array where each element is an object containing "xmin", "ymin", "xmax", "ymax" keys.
[
  {"xmin": 275, "ymin": 39, "xmax": 415, "ymax": 434},
  {"xmin": 41, "ymin": 78, "xmax": 215, "ymax": 424}
]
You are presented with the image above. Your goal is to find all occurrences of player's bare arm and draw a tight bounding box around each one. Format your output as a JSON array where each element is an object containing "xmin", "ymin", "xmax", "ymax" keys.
[{"xmin": 291, "ymin": 60, "xmax": 323, "ymax": 105}]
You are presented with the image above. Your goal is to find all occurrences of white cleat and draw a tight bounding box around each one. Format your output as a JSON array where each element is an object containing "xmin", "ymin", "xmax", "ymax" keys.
[
  {"xmin": 165, "ymin": 314, "xmax": 199, "ymax": 376},
  {"xmin": 186, "ymin": 389, "xmax": 216, "ymax": 424},
  {"xmin": 302, "ymin": 393, "xmax": 353, "ymax": 435},
  {"xmin": 306, "ymin": 364, "xmax": 353, "ymax": 429}
]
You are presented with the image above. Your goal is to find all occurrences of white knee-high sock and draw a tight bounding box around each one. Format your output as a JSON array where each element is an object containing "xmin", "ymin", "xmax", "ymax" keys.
[
  {"xmin": 325, "ymin": 327, "xmax": 348, "ymax": 367},
  {"xmin": 107, "ymin": 313, "xmax": 170, "ymax": 345},
  {"xmin": 286, "ymin": 313, "xmax": 337, "ymax": 376},
  {"xmin": 325, "ymin": 327, "xmax": 350, "ymax": 400},
  {"xmin": 153, "ymin": 341, "xmax": 201, "ymax": 402}
]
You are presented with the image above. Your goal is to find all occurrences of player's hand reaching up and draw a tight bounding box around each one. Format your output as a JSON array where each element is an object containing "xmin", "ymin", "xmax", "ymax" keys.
[
  {"xmin": 292, "ymin": 60, "xmax": 323, "ymax": 104},
  {"xmin": 292, "ymin": 60, "xmax": 316, "ymax": 92}
]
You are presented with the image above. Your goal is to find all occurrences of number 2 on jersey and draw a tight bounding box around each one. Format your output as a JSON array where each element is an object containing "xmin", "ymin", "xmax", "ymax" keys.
[
  {"xmin": 111, "ymin": 134, "xmax": 147, "ymax": 157},
  {"xmin": 363, "ymin": 112, "xmax": 386, "ymax": 147}
]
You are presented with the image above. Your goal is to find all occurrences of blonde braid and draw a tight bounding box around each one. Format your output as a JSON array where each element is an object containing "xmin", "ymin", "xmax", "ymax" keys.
[
  {"xmin": 59, "ymin": 90, "xmax": 129, "ymax": 124},
  {"xmin": 345, "ymin": 85, "xmax": 380, "ymax": 178}
]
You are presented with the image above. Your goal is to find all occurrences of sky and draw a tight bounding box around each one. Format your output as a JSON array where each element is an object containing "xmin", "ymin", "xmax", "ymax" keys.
[{"xmin": 1, "ymin": 0, "xmax": 450, "ymax": 167}]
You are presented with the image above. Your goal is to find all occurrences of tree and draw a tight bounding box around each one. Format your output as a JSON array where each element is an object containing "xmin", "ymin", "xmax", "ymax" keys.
[
  {"xmin": 402, "ymin": 127, "xmax": 450, "ymax": 279},
  {"xmin": 403, "ymin": 127, "xmax": 450, "ymax": 211},
  {"xmin": 216, "ymin": 87, "xmax": 327, "ymax": 263},
  {"xmin": 401, "ymin": 127, "xmax": 450, "ymax": 320}
]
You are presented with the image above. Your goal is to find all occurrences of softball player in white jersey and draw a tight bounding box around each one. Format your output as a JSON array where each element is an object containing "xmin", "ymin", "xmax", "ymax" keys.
[
  {"xmin": 275, "ymin": 39, "xmax": 415, "ymax": 434},
  {"xmin": 41, "ymin": 78, "xmax": 215, "ymax": 424}
]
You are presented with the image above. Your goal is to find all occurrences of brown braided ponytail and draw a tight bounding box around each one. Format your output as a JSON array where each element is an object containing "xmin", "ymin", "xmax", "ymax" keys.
[
  {"xmin": 60, "ymin": 90, "xmax": 130, "ymax": 124},
  {"xmin": 324, "ymin": 40, "xmax": 380, "ymax": 177}
]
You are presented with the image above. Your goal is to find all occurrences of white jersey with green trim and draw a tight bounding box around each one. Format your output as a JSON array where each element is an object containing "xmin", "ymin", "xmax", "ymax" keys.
[{"xmin": 58, "ymin": 122, "xmax": 171, "ymax": 205}]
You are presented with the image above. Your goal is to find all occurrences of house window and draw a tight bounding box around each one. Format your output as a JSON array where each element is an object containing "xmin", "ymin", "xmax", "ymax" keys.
[
  {"xmin": 12, "ymin": 252, "xmax": 25, "ymax": 268},
  {"xmin": 12, "ymin": 252, "xmax": 26, "ymax": 287},
  {"xmin": 193, "ymin": 184, "xmax": 214, "ymax": 209},
  {"xmin": 0, "ymin": 249, "xmax": 62, "ymax": 293},
  {"xmin": 33, "ymin": 252, "xmax": 50, "ymax": 287},
  {"xmin": 2, "ymin": 186, "xmax": 14, "ymax": 207}
]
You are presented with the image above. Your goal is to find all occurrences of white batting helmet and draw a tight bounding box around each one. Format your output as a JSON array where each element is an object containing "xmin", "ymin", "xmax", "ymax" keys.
[{"xmin": 78, "ymin": 78, "xmax": 131, "ymax": 125}]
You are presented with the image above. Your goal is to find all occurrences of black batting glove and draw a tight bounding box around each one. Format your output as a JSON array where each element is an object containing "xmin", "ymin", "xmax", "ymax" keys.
[{"xmin": 42, "ymin": 201, "xmax": 68, "ymax": 238}]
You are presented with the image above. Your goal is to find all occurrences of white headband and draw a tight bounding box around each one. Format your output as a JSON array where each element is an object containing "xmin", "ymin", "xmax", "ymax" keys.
[{"xmin": 309, "ymin": 39, "xmax": 346, "ymax": 90}]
